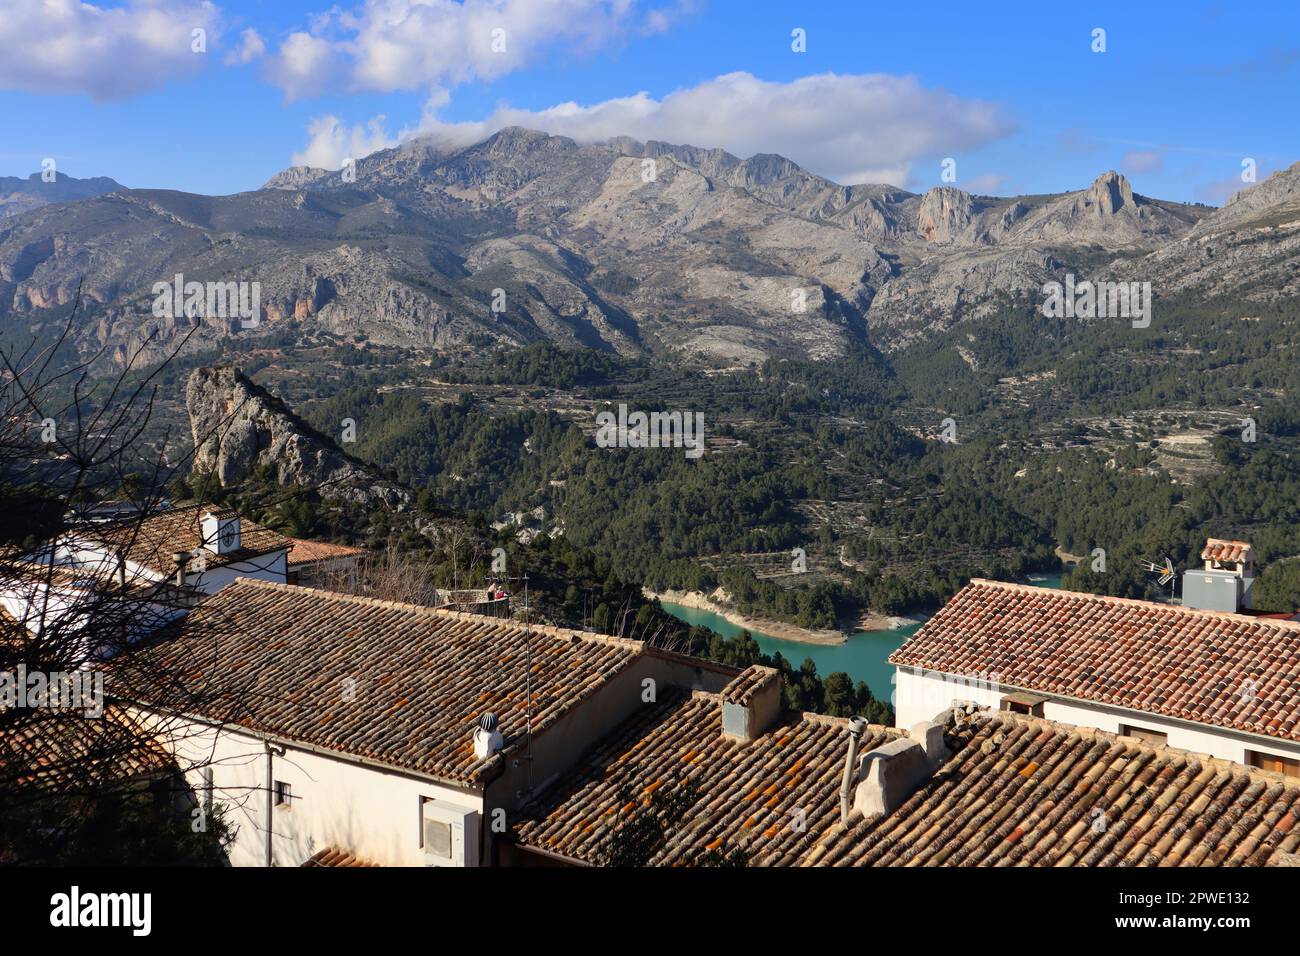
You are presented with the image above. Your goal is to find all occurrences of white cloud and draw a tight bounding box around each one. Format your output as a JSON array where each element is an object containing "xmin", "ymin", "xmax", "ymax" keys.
[
  {"xmin": 1123, "ymin": 149, "xmax": 1165, "ymax": 174},
  {"xmin": 293, "ymin": 71, "xmax": 1014, "ymax": 187},
  {"xmin": 0, "ymin": 0, "xmax": 219, "ymax": 100},
  {"xmin": 291, "ymin": 114, "xmax": 402, "ymax": 170},
  {"xmin": 225, "ymin": 26, "xmax": 266, "ymax": 65},
  {"xmin": 641, "ymin": 0, "xmax": 697, "ymax": 36},
  {"xmin": 266, "ymin": 0, "xmax": 668, "ymax": 99},
  {"xmin": 265, "ymin": 31, "xmax": 340, "ymax": 100}
]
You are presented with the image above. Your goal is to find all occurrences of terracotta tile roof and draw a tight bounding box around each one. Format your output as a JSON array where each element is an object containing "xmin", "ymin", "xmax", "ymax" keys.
[
  {"xmin": 889, "ymin": 579, "xmax": 1300, "ymax": 743},
  {"xmin": 3, "ymin": 557, "xmax": 196, "ymax": 602},
  {"xmin": 286, "ymin": 538, "xmax": 365, "ymax": 566},
  {"xmin": 513, "ymin": 687, "xmax": 1300, "ymax": 867},
  {"xmin": 512, "ymin": 679, "xmax": 901, "ymax": 865},
  {"xmin": 0, "ymin": 706, "xmax": 176, "ymax": 794},
  {"xmin": 805, "ymin": 711, "xmax": 1300, "ymax": 867},
  {"xmin": 1203, "ymin": 539, "xmax": 1254, "ymax": 563},
  {"xmin": 88, "ymin": 504, "xmax": 289, "ymax": 576},
  {"xmin": 301, "ymin": 847, "xmax": 378, "ymax": 867},
  {"xmin": 125, "ymin": 578, "xmax": 643, "ymax": 784}
]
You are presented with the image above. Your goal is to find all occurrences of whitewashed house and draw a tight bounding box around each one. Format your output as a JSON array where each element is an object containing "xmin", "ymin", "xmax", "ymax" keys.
[
  {"xmin": 11, "ymin": 503, "xmax": 289, "ymax": 604},
  {"xmin": 77, "ymin": 504, "xmax": 290, "ymax": 594},
  {"xmin": 890, "ymin": 547, "xmax": 1300, "ymax": 778},
  {"xmin": 1, "ymin": 504, "xmax": 289, "ymax": 667},
  {"xmin": 128, "ymin": 577, "xmax": 734, "ymax": 867}
]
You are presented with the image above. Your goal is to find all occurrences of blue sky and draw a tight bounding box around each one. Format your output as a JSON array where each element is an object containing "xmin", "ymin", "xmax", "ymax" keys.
[{"xmin": 1, "ymin": 0, "xmax": 1296, "ymax": 203}]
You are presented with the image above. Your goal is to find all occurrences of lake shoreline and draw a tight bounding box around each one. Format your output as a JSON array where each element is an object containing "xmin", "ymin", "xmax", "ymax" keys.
[
  {"xmin": 646, "ymin": 588, "xmax": 849, "ymax": 645},
  {"xmin": 854, "ymin": 609, "xmax": 929, "ymax": 632},
  {"xmin": 655, "ymin": 592, "xmax": 925, "ymax": 695}
]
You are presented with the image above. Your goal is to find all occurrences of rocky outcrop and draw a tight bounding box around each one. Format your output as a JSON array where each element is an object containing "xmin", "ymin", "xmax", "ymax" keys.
[
  {"xmin": 1081, "ymin": 170, "xmax": 1133, "ymax": 216},
  {"xmin": 918, "ymin": 187, "xmax": 974, "ymax": 243},
  {"xmin": 186, "ymin": 366, "xmax": 409, "ymax": 507},
  {"xmin": 262, "ymin": 166, "xmax": 333, "ymax": 190},
  {"xmin": 1189, "ymin": 161, "xmax": 1300, "ymax": 236},
  {"xmin": 1130, "ymin": 162, "xmax": 1300, "ymax": 303},
  {"xmin": 997, "ymin": 170, "xmax": 1195, "ymax": 248}
]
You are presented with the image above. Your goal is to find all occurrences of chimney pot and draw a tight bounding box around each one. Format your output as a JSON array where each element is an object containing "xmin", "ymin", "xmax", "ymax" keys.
[
  {"xmin": 171, "ymin": 551, "xmax": 191, "ymax": 587},
  {"xmin": 473, "ymin": 712, "xmax": 504, "ymax": 759},
  {"xmin": 839, "ymin": 716, "xmax": 868, "ymax": 823}
]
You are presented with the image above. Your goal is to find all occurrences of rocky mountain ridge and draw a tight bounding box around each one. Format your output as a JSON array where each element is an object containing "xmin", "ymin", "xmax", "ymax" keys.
[
  {"xmin": 0, "ymin": 172, "xmax": 125, "ymax": 220},
  {"xmin": 1, "ymin": 128, "xmax": 1293, "ymax": 366}
]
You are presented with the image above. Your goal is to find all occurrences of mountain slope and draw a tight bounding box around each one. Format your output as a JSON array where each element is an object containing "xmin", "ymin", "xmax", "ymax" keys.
[
  {"xmin": 0, "ymin": 129, "xmax": 1274, "ymax": 366},
  {"xmin": 0, "ymin": 172, "xmax": 124, "ymax": 220},
  {"xmin": 1127, "ymin": 162, "xmax": 1300, "ymax": 303}
]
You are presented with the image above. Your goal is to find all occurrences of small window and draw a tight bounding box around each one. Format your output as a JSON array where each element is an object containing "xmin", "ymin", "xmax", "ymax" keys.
[
  {"xmin": 202, "ymin": 767, "xmax": 214, "ymax": 812},
  {"xmin": 1247, "ymin": 751, "xmax": 1300, "ymax": 779},
  {"xmin": 1120, "ymin": 725, "xmax": 1168, "ymax": 746},
  {"xmin": 274, "ymin": 780, "xmax": 293, "ymax": 808}
]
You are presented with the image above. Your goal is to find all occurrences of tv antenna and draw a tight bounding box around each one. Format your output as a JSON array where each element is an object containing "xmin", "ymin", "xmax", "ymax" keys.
[{"xmin": 1142, "ymin": 556, "xmax": 1177, "ymax": 602}]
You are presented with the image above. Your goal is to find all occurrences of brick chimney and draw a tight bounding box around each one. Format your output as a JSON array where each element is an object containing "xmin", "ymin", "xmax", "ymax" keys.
[{"xmin": 720, "ymin": 666, "xmax": 782, "ymax": 742}]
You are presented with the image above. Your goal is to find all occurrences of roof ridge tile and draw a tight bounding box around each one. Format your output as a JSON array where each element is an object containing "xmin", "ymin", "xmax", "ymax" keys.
[{"xmin": 223, "ymin": 577, "xmax": 646, "ymax": 651}]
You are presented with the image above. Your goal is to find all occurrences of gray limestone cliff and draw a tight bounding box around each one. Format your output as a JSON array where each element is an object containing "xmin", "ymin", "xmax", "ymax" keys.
[{"xmin": 186, "ymin": 366, "xmax": 409, "ymax": 507}]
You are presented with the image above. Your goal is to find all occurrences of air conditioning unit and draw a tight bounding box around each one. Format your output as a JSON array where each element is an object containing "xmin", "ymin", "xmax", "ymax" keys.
[{"xmin": 421, "ymin": 799, "xmax": 480, "ymax": 868}]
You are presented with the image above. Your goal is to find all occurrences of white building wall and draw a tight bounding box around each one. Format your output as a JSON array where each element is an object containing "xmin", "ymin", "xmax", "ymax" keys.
[
  {"xmin": 893, "ymin": 666, "xmax": 1300, "ymax": 766},
  {"xmin": 184, "ymin": 550, "xmax": 287, "ymax": 594},
  {"xmin": 51, "ymin": 540, "xmax": 287, "ymax": 595},
  {"xmin": 165, "ymin": 719, "xmax": 481, "ymax": 867},
  {"xmin": 892, "ymin": 667, "xmax": 1004, "ymax": 727}
]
